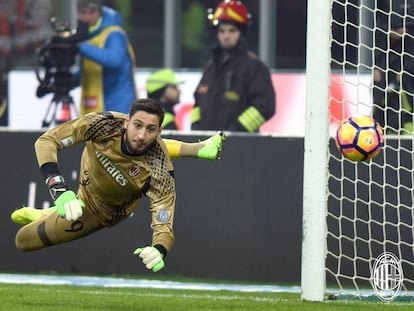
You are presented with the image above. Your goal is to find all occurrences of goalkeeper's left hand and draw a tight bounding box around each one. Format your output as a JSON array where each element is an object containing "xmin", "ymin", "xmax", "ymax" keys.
[
  {"xmin": 55, "ymin": 190, "xmax": 84, "ymax": 221},
  {"xmin": 133, "ymin": 246, "xmax": 165, "ymax": 272}
]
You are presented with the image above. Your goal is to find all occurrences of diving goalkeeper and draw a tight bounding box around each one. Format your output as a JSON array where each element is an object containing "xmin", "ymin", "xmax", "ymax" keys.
[{"xmin": 11, "ymin": 98, "xmax": 224, "ymax": 272}]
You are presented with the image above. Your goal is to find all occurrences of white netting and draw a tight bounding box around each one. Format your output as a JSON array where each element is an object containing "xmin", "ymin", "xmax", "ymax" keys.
[{"xmin": 326, "ymin": 0, "xmax": 414, "ymax": 297}]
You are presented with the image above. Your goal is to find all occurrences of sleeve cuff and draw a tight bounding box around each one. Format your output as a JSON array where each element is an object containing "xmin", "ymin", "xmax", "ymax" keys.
[
  {"xmin": 40, "ymin": 162, "xmax": 61, "ymax": 180},
  {"xmin": 153, "ymin": 244, "xmax": 168, "ymax": 259}
]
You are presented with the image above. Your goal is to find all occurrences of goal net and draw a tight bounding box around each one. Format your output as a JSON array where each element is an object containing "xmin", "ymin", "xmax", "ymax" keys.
[{"xmin": 301, "ymin": 0, "xmax": 414, "ymax": 301}]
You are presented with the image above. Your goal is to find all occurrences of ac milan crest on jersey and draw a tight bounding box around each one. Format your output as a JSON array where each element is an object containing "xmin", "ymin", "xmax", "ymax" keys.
[{"xmin": 129, "ymin": 164, "xmax": 140, "ymax": 177}]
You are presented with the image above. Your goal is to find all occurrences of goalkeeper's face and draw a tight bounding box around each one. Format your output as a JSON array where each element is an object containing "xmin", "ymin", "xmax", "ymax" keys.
[{"xmin": 123, "ymin": 111, "xmax": 161, "ymax": 154}]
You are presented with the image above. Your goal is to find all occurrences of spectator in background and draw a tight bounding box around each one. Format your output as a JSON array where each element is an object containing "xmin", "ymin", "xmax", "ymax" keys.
[
  {"xmin": 146, "ymin": 69, "xmax": 184, "ymax": 130},
  {"xmin": 75, "ymin": 0, "xmax": 136, "ymax": 115},
  {"xmin": 372, "ymin": 0, "xmax": 414, "ymax": 134},
  {"xmin": 191, "ymin": 0, "xmax": 275, "ymax": 133}
]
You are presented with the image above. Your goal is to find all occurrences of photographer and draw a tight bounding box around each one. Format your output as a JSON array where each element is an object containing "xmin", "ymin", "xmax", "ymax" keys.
[{"xmin": 75, "ymin": 0, "xmax": 136, "ymax": 114}]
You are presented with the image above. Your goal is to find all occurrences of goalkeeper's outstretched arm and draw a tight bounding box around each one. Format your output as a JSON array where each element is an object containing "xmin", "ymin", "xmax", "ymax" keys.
[{"xmin": 163, "ymin": 131, "xmax": 226, "ymax": 160}]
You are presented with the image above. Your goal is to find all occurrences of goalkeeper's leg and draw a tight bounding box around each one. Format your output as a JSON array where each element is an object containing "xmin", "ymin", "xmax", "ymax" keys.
[
  {"xmin": 11, "ymin": 206, "xmax": 57, "ymax": 226},
  {"xmin": 163, "ymin": 131, "xmax": 226, "ymax": 160},
  {"xmin": 14, "ymin": 205, "xmax": 104, "ymax": 251}
]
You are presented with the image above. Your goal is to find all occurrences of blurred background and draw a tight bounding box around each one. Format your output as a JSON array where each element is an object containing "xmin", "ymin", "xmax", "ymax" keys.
[
  {"xmin": 0, "ymin": 0, "xmax": 306, "ymax": 69},
  {"xmin": 0, "ymin": 0, "xmax": 375, "ymax": 133},
  {"xmin": 0, "ymin": 0, "xmax": 310, "ymax": 131}
]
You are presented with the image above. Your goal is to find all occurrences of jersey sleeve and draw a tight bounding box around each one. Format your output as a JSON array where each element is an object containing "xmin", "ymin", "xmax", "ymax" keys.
[
  {"xmin": 34, "ymin": 112, "xmax": 125, "ymax": 167},
  {"xmin": 149, "ymin": 187, "xmax": 176, "ymax": 252},
  {"xmin": 144, "ymin": 138, "xmax": 176, "ymax": 252}
]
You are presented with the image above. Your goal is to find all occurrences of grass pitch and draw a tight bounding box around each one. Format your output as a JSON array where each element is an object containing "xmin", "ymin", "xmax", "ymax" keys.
[{"xmin": 1, "ymin": 283, "xmax": 414, "ymax": 311}]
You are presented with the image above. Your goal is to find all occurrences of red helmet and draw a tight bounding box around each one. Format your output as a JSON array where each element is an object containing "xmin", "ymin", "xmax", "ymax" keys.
[{"xmin": 208, "ymin": 1, "xmax": 251, "ymax": 27}]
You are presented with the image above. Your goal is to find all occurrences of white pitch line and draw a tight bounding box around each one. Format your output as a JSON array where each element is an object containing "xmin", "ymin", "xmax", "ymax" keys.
[{"xmin": 0, "ymin": 273, "xmax": 300, "ymax": 293}]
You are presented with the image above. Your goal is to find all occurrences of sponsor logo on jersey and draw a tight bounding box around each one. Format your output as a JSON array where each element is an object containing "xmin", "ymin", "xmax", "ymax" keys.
[
  {"xmin": 95, "ymin": 151, "xmax": 128, "ymax": 186},
  {"xmin": 128, "ymin": 164, "xmax": 140, "ymax": 177}
]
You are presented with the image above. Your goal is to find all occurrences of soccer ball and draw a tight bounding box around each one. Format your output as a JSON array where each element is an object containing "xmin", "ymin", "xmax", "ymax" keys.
[{"xmin": 335, "ymin": 115, "xmax": 384, "ymax": 161}]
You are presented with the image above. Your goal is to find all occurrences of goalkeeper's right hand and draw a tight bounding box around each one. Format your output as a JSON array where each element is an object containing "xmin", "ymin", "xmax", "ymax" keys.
[{"xmin": 55, "ymin": 190, "xmax": 84, "ymax": 221}]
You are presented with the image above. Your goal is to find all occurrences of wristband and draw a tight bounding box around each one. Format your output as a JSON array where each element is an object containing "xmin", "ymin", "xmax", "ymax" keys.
[{"xmin": 46, "ymin": 174, "xmax": 67, "ymax": 201}]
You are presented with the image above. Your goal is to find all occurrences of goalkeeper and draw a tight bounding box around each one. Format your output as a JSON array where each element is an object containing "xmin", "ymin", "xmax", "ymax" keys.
[{"xmin": 11, "ymin": 99, "xmax": 220, "ymax": 272}]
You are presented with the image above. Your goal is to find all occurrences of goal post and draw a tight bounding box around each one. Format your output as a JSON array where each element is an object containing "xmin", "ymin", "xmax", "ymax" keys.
[
  {"xmin": 301, "ymin": 0, "xmax": 332, "ymax": 302},
  {"xmin": 302, "ymin": 0, "xmax": 414, "ymax": 302}
]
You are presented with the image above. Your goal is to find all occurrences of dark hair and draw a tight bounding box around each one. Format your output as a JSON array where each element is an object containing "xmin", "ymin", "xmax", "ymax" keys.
[
  {"xmin": 77, "ymin": 0, "xmax": 103, "ymax": 11},
  {"xmin": 217, "ymin": 20, "xmax": 247, "ymax": 32},
  {"xmin": 129, "ymin": 98, "xmax": 165, "ymax": 127}
]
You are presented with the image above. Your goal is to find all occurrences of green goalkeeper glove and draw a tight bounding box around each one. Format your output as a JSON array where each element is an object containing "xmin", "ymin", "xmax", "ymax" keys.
[
  {"xmin": 55, "ymin": 190, "xmax": 84, "ymax": 221},
  {"xmin": 133, "ymin": 246, "xmax": 165, "ymax": 272},
  {"xmin": 45, "ymin": 174, "xmax": 83, "ymax": 221}
]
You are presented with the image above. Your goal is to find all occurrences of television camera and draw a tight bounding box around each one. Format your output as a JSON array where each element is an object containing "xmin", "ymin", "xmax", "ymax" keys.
[{"xmin": 35, "ymin": 17, "xmax": 88, "ymax": 127}]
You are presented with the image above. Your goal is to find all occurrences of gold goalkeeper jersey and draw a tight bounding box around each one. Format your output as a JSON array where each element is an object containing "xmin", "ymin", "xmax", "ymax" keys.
[{"xmin": 34, "ymin": 111, "xmax": 176, "ymax": 251}]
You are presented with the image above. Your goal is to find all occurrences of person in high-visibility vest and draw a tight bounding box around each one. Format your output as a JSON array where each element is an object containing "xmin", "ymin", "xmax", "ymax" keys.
[
  {"xmin": 146, "ymin": 69, "xmax": 184, "ymax": 130},
  {"xmin": 191, "ymin": 1, "xmax": 276, "ymax": 133},
  {"xmin": 75, "ymin": 0, "xmax": 136, "ymax": 115}
]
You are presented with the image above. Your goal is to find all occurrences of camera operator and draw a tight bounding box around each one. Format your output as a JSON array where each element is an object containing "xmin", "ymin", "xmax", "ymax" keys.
[
  {"xmin": 75, "ymin": 0, "xmax": 136, "ymax": 114},
  {"xmin": 36, "ymin": 0, "xmax": 136, "ymax": 116}
]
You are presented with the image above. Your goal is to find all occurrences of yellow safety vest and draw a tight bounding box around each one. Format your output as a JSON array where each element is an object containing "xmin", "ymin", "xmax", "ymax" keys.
[{"xmin": 80, "ymin": 26, "xmax": 135, "ymax": 114}]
